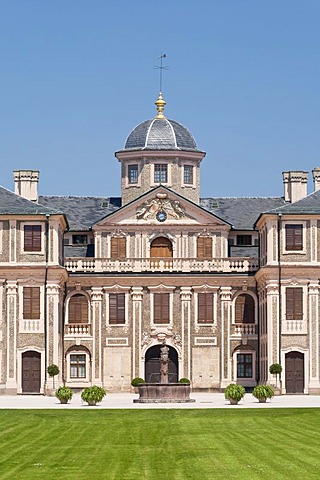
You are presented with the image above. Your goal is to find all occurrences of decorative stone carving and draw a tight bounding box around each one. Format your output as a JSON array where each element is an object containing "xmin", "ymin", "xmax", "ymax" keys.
[{"xmin": 136, "ymin": 194, "xmax": 191, "ymax": 221}]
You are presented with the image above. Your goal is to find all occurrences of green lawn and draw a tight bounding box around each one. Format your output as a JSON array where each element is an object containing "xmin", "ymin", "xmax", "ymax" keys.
[{"xmin": 0, "ymin": 409, "xmax": 319, "ymax": 479}]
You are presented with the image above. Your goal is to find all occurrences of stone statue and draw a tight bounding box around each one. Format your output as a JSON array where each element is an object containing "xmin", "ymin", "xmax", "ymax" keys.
[{"xmin": 160, "ymin": 340, "xmax": 169, "ymax": 383}]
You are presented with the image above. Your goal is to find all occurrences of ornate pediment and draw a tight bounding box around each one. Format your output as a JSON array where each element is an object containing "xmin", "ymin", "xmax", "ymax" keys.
[{"xmin": 136, "ymin": 193, "xmax": 193, "ymax": 221}]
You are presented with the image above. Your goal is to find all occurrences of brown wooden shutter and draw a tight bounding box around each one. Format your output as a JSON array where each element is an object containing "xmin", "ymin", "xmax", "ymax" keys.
[
  {"xmin": 235, "ymin": 294, "xmax": 256, "ymax": 324},
  {"xmin": 197, "ymin": 237, "xmax": 212, "ymax": 258},
  {"xmin": 285, "ymin": 225, "xmax": 303, "ymax": 251},
  {"xmin": 24, "ymin": 225, "xmax": 41, "ymax": 252},
  {"xmin": 198, "ymin": 293, "xmax": 213, "ymax": 323},
  {"xmin": 109, "ymin": 293, "xmax": 125, "ymax": 324},
  {"xmin": 286, "ymin": 287, "xmax": 303, "ymax": 320},
  {"xmin": 111, "ymin": 237, "xmax": 126, "ymax": 259},
  {"xmin": 154, "ymin": 293, "xmax": 169, "ymax": 324},
  {"xmin": 69, "ymin": 295, "xmax": 88, "ymax": 324},
  {"xmin": 23, "ymin": 287, "xmax": 40, "ymax": 319}
]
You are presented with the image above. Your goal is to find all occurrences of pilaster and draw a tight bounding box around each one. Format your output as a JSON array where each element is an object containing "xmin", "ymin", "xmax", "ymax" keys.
[
  {"xmin": 91, "ymin": 287, "xmax": 103, "ymax": 386},
  {"xmin": 308, "ymin": 282, "xmax": 320, "ymax": 391},
  {"xmin": 220, "ymin": 286, "xmax": 232, "ymax": 388},
  {"xmin": 180, "ymin": 287, "xmax": 192, "ymax": 379},
  {"xmin": 131, "ymin": 287, "xmax": 143, "ymax": 378},
  {"xmin": 6, "ymin": 281, "xmax": 18, "ymax": 390}
]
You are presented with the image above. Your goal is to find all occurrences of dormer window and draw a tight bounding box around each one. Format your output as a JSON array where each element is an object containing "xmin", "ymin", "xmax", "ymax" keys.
[
  {"xmin": 128, "ymin": 164, "xmax": 138, "ymax": 184},
  {"xmin": 154, "ymin": 164, "xmax": 167, "ymax": 183}
]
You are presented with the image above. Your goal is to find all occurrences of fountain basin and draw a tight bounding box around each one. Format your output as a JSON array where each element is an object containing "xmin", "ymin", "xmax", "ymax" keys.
[{"xmin": 133, "ymin": 383, "xmax": 195, "ymax": 403}]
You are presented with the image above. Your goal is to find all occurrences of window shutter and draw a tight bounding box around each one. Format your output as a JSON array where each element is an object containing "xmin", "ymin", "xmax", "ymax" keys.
[
  {"xmin": 154, "ymin": 293, "xmax": 169, "ymax": 324},
  {"xmin": 69, "ymin": 295, "xmax": 88, "ymax": 324},
  {"xmin": 198, "ymin": 293, "xmax": 213, "ymax": 323},
  {"xmin": 23, "ymin": 287, "xmax": 40, "ymax": 319},
  {"xmin": 33, "ymin": 226, "xmax": 41, "ymax": 251},
  {"xmin": 242, "ymin": 295, "xmax": 255, "ymax": 324},
  {"xmin": 111, "ymin": 237, "xmax": 126, "ymax": 259},
  {"xmin": 285, "ymin": 225, "xmax": 303, "ymax": 251},
  {"xmin": 197, "ymin": 237, "xmax": 212, "ymax": 258},
  {"xmin": 24, "ymin": 225, "xmax": 41, "ymax": 252},
  {"xmin": 109, "ymin": 293, "xmax": 125, "ymax": 324},
  {"xmin": 24, "ymin": 226, "xmax": 33, "ymax": 251},
  {"xmin": 286, "ymin": 287, "xmax": 303, "ymax": 320},
  {"xmin": 235, "ymin": 295, "xmax": 245, "ymax": 323}
]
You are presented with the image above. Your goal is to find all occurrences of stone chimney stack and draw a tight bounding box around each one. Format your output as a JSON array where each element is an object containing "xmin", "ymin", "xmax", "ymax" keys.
[
  {"xmin": 312, "ymin": 167, "xmax": 320, "ymax": 192},
  {"xmin": 13, "ymin": 170, "xmax": 39, "ymax": 202},
  {"xmin": 282, "ymin": 171, "xmax": 308, "ymax": 203}
]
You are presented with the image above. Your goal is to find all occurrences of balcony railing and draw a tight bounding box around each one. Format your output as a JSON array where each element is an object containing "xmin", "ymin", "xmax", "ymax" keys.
[
  {"xmin": 231, "ymin": 323, "xmax": 257, "ymax": 336},
  {"xmin": 19, "ymin": 319, "xmax": 44, "ymax": 333},
  {"xmin": 65, "ymin": 257, "xmax": 259, "ymax": 274},
  {"xmin": 282, "ymin": 319, "xmax": 307, "ymax": 335},
  {"xmin": 65, "ymin": 323, "xmax": 92, "ymax": 336}
]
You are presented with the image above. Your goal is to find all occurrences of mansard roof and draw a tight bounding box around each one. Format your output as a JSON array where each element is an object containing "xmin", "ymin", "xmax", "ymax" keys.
[
  {"xmin": 201, "ymin": 197, "xmax": 286, "ymax": 230},
  {"xmin": 38, "ymin": 195, "xmax": 121, "ymax": 231},
  {"xmin": 0, "ymin": 186, "xmax": 62, "ymax": 216},
  {"xmin": 266, "ymin": 189, "xmax": 320, "ymax": 215},
  {"xmin": 38, "ymin": 192, "xmax": 286, "ymax": 231}
]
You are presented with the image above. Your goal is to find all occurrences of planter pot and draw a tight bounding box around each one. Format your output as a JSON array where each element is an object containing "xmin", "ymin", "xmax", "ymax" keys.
[
  {"xmin": 59, "ymin": 398, "xmax": 69, "ymax": 404},
  {"xmin": 229, "ymin": 398, "xmax": 239, "ymax": 405},
  {"xmin": 87, "ymin": 400, "xmax": 97, "ymax": 406},
  {"xmin": 258, "ymin": 397, "xmax": 267, "ymax": 403}
]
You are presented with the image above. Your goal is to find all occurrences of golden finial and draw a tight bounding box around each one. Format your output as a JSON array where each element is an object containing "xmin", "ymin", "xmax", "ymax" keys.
[{"xmin": 155, "ymin": 91, "xmax": 166, "ymax": 119}]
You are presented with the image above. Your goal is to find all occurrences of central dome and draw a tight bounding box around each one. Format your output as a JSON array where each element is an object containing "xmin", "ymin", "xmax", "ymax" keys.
[{"xmin": 124, "ymin": 117, "xmax": 198, "ymax": 151}]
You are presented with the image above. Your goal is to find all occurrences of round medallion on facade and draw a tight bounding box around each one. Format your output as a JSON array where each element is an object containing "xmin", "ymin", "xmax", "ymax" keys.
[{"xmin": 156, "ymin": 210, "xmax": 167, "ymax": 222}]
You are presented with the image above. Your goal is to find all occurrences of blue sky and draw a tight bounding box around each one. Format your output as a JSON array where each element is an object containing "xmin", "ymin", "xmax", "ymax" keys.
[{"xmin": 0, "ymin": 1, "xmax": 320, "ymax": 199}]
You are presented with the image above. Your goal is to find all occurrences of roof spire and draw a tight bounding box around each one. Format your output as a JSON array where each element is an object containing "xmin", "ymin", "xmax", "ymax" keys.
[{"xmin": 154, "ymin": 91, "xmax": 166, "ymax": 119}]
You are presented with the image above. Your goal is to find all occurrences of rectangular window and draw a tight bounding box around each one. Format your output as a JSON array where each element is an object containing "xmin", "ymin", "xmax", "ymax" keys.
[
  {"xmin": 154, "ymin": 293, "xmax": 170, "ymax": 324},
  {"xmin": 109, "ymin": 293, "xmax": 125, "ymax": 324},
  {"xmin": 237, "ymin": 235, "xmax": 252, "ymax": 246},
  {"xmin": 183, "ymin": 165, "xmax": 193, "ymax": 185},
  {"xmin": 198, "ymin": 293, "xmax": 213, "ymax": 323},
  {"xmin": 23, "ymin": 287, "xmax": 40, "ymax": 319},
  {"xmin": 24, "ymin": 225, "xmax": 41, "ymax": 252},
  {"xmin": 197, "ymin": 237, "xmax": 212, "ymax": 258},
  {"xmin": 237, "ymin": 353, "xmax": 252, "ymax": 378},
  {"xmin": 128, "ymin": 164, "xmax": 138, "ymax": 184},
  {"xmin": 154, "ymin": 164, "xmax": 168, "ymax": 183},
  {"xmin": 70, "ymin": 354, "xmax": 86, "ymax": 378},
  {"xmin": 285, "ymin": 224, "xmax": 303, "ymax": 251},
  {"xmin": 286, "ymin": 287, "xmax": 303, "ymax": 320},
  {"xmin": 72, "ymin": 234, "xmax": 88, "ymax": 245},
  {"xmin": 110, "ymin": 237, "xmax": 126, "ymax": 258}
]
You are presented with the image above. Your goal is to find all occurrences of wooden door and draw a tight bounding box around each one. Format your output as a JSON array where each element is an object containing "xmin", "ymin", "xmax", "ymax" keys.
[
  {"xmin": 145, "ymin": 345, "xmax": 178, "ymax": 383},
  {"xmin": 150, "ymin": 237, "xmax": 173, "ymax": 258},
  {"xmin": 22, "ymin": 351, "xmax": 41, "ymax": 393},
  {"xmin": 285, "ymin": 351, "xmax": 304, "ymax": 394}
]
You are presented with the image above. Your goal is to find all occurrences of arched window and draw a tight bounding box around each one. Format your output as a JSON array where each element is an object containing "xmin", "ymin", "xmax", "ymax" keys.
[
  {"xmin": 68, "ymin": 294, "xmax": 89, "ymax": 324},
  {"xmin": 235, "ymin": 294, "xmax": 255, "ymax": 324},
  {"xmin": 150, "ymin": 237, "xmax": 173, "ymax": 258}
]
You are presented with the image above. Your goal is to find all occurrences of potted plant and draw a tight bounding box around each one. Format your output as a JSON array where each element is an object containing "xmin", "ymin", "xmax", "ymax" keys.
[
  {"xmin": 224, "ymin": 383, "xmax": 246, "ymax": 405},
  {"xmin": 269, "ymin": 363, "xmax": 282, "ymax": 389},
  {"xmin": 252, "ymin": 384, "xmax": 274, "ymax": 403},
  {"xmin": 131, "ymin": 377, "xmax": 145, "ymax": 393},
  {"xmin": 47, "ymin": 364, "xmax": 59, "ymax": 389},
  {"xmin": 55, "ymin": 386, "xmax": 73, "ymax": 404},
  {"xmin": 179, "ymin": 378, "xmax": 191, "ymax": 384},
  {"xmin": 81, "ymin": 385, "xmax": 106, "ymax": 406}
]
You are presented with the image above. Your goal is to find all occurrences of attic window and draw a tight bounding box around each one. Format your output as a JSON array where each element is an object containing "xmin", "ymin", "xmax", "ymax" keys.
[
  {"xmin": 72, "ymin": 235, "xmax": 88, "ymax": 245},
  {"xmin": 210, "ymin": 201, "xmax": 219, "ymax": 208},
  {"xmin": 101, "ymin": 201, "xmax": 109, "ymax": 208}
]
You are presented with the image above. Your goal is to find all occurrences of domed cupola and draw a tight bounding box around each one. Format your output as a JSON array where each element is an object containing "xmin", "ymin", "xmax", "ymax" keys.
[{"xmin": 115, "ymin": 93, "xmax": 206, "ymax": 205}]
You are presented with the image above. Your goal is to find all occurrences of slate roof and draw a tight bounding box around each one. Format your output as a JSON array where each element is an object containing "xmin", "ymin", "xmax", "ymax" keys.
[
  {"xmin": 201, "ymin": 197, "xmax": 287, "ymax": 230},
  {"xmin": 38, "ymin": 196, "xmax": 121, "ymax": 231},
  {"xmin": 0, "ymin": 186, "xmax": 62, "ymax": 215},
  {"xmin": 265, "ymin": 189, "xmax": 320, "ymax": 215},
  {"xmin": 122, "ymin": 118, "xmax": 201, "ymax": 152}
]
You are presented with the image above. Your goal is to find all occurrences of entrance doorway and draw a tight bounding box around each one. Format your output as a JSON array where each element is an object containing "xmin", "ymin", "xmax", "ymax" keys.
[
  {"xmin": 150, "ymin": 237, "xmax": 173, "ymax": 259},
  {"xmin": 22, "ymin": 351, "xmax": 41, "ymax": 393},
  {"xmin": 145, "ymin": 345, "xmax": 178, "ymax": 383},
  {"xmin": 285, "ymin": 351, "xmax": 304, "ymax": 394}
]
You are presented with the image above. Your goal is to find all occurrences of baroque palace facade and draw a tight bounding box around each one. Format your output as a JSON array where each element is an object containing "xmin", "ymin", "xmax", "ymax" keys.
[{"xmin": 1, "ymin": 93, "xmax": 320, "ymax": 395}]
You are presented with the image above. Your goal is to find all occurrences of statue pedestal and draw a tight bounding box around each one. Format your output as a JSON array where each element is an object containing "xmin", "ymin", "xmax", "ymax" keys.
[{"xmin": 133, "ymin": 383, "xmax": 195, "ymax": 403}]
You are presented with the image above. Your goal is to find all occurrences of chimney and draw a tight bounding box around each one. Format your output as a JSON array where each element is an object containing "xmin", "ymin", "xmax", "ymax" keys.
[
  {"xmin": 13, "ymin": 170, "xmax": 39, "ymax": 202},
  {"xmin": 312, "ymin": 167, "xmax": 320, "ymax": 192},
  {"xmin": 282, "ymin": 171, "xmax": 308, "ymax": 203}
]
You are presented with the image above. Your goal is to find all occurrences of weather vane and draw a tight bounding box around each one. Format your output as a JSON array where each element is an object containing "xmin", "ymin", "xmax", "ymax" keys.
[{"xmin": 154, "ymin": 52, "xmax": 168, "ymax": 92}]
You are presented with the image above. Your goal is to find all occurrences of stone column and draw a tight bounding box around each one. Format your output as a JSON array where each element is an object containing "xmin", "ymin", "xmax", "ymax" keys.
[
  {"xmin": 46, "ymin": 283, "xmax": 60, "ymax": 387},
  {"xmin": 266, "ymin": 282, "xmax": 279, "ymax": 385},
  {"xmin": 220, "ymin": 287, "xmax": 232, "ymax": 388},
  {"xmin": 131, "ymin": 287, "xmax": 143, "ymax": 378},
  {"xmin": 6, "ymin": 281, "xmax": 18, "ymax": 391},
  {"xmin": 91, "ymin": 287, "xmax": 103, "ymax": 386},
  {"xmin": 180, "ymin": 287, "xmax": 192, "ymax": 380},
  {"xmin": 308, "ymin": 282, "xmax": 320, "ymax": 393}
]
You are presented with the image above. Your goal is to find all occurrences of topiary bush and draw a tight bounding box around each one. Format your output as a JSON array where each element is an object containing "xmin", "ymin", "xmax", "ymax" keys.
[
  {"xmin": 269, "ymin": 363, "xmax": 282, "ymax": 375},
  {"xmin": 131, "ymin": 377, "xmax": 145, "ymax": 387},
  {"xmin": 252, "ymin": 384, "xmax": 274, "ymax": 402},
  {"xmin": 224, "ymin": 383, "xmax": 246, "ymax": 404},
  {"xmin": 178, "ymin": 378, "xmax": 191, "ymax": 384},
  {"xmin": 81, "ymin": 385, "xmax": 106, "ymax": 405},
  {"xmin": 47, "ymin": 364, "xmax": 60, "ymax": 388}
]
